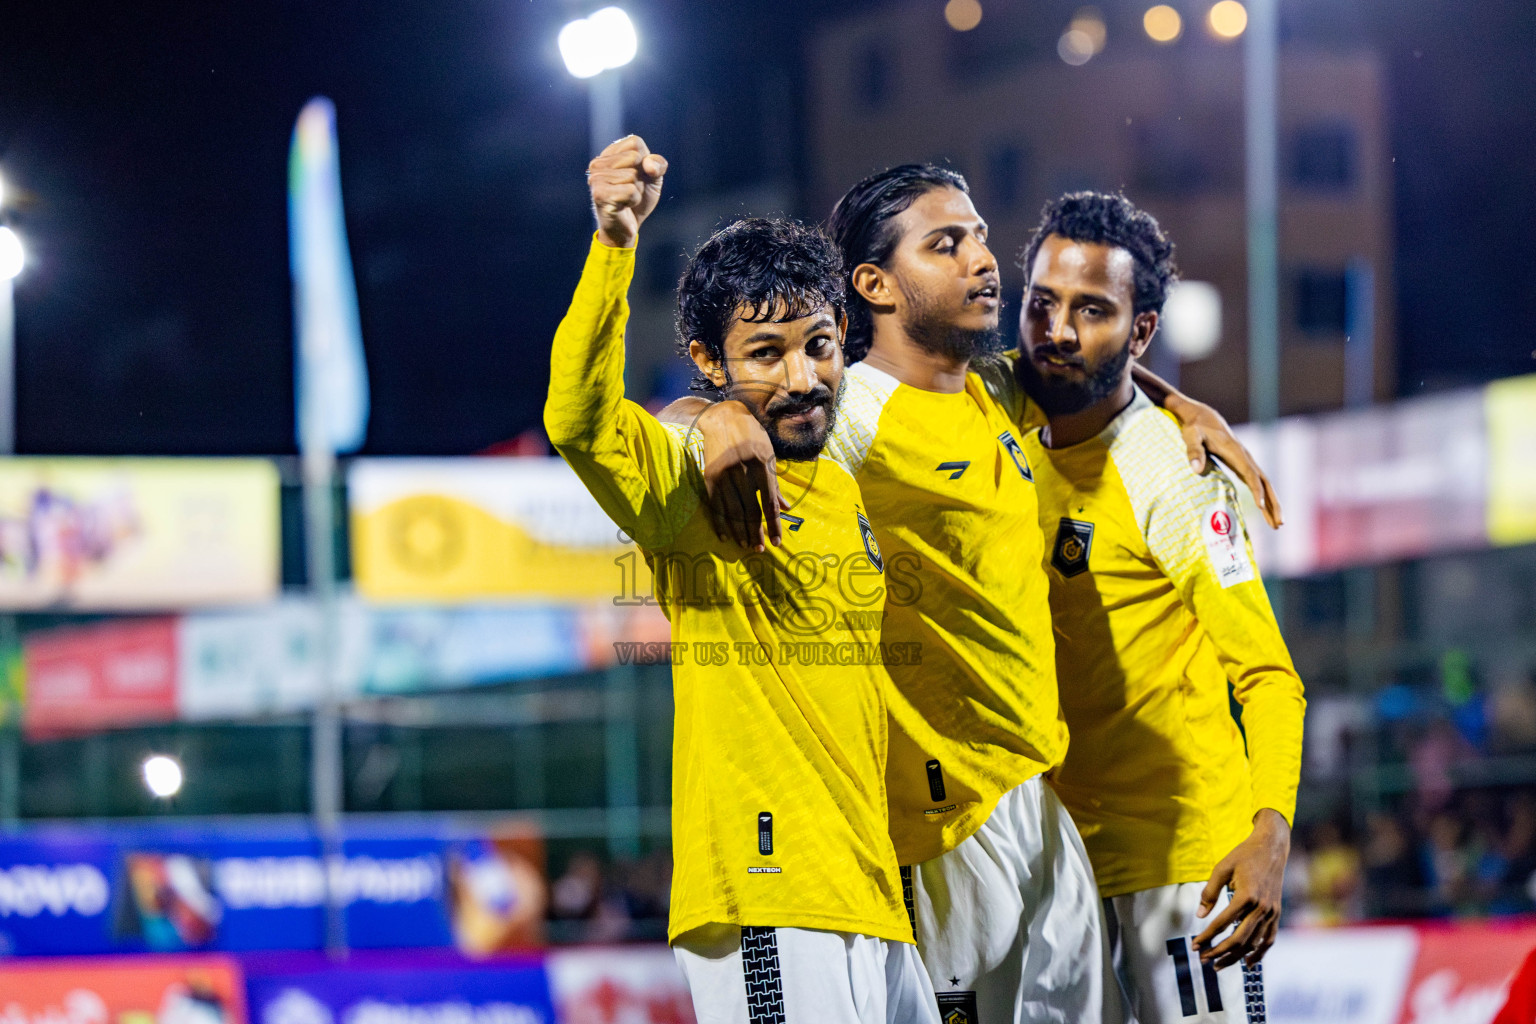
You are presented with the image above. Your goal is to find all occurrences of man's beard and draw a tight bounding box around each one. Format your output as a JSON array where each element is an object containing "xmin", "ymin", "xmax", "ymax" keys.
[
  {"xmin": 897, "ymin": 275, "xmax": 1005, "ymax": 362},
  {"xmin": 723, "ymin": 375, "xmax": 845, "ymax": 461},
  {"xmin": 1015, "ymin": 336, "xmax": 1132, "ymax": 416}
]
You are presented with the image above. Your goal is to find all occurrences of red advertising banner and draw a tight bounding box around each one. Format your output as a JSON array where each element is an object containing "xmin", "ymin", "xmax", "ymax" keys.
[
  {"xmin": 547, "ymin": 947, "xmax": 697, "ymax": 1024},
  {"xmin": 1311, "ymin": 391, "xmax": 1488, "ymax": 574},
  {"xmin": 1397, "ymin": 921, "xmax": 1536, "ymax": 1024},
  {"xmin": 0, "ymin": 955, "xmax": 245, "ymax": 1022},
  {"xmin": 24, "ymin": 618, "xmax": 178, "ymax": 737}
]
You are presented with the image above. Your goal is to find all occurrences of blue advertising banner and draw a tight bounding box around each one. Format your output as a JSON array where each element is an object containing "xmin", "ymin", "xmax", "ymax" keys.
[
  {"xmin": 0, "ymin": 823, "xmax": 541, "ymax": 957},
  {"xmin": 244, "ymin": 951, "xmax": 555, "ymax": 1024},
  {"xmin": 0, "ymin": 831, "xmax": 119, "ymax": 955}
]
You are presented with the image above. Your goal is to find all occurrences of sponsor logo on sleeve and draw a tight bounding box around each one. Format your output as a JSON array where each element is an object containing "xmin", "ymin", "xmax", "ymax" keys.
[{"xmin": 1203, "ymin": 502, "xmax": 1256, "ymax": 588}]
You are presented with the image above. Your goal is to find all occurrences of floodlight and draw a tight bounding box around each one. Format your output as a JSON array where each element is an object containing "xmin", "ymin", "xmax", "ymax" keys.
[
  {"xmin": 1144, "ymin": 5, "xmax": 1183, "ymax": 42},
  {"xmin": 559, "ymin": 6, "xmax": 638, "ymax": 80},
  {"xmin": 1209, "ymin": 0, "xmax": 1248, "ymax": 38},
  {"xmin": 142, "ymin": 754, "xmax": 184, "ymax": 799},
  {"xmin": 944, "ymin": 0, "xmax": 983, "ymax": 32},
  {"xmin": 1162, "ymin": 281, "xmax": 1223, "ymax": 360},
  {"xmin": 0, "ymin": 228, "xmax": 22, "ymax": 281},
  {"xmin": 1071, "ymin": 7, "xmax": 1108, "ymax": 53},
  {"xmin": 1059, "ymin": 29, "xmax": 1096, "ymax": 65}
]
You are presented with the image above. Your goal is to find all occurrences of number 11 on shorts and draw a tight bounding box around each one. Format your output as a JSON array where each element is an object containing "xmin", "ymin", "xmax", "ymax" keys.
[{"xmin": 1166, "ymin": 936, "xmax": 1223, "ymax": 1017}]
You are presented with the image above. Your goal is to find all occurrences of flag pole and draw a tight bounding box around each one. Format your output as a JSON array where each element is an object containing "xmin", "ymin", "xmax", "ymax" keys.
[
  {"xmin": 303, "ymin": 435, "xmax": 346, "ymax": 958},
  {"xmin": 291, "ymin": 96, "xmax": 369, "ymax": 959}
]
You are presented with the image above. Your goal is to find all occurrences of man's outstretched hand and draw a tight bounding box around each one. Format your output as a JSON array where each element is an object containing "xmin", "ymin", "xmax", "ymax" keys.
[
  {"xmin": 1193, "ymin": 808, "xmax": 1291, "ymax": 969},
  {"xmin": 588, "ymin": 135, "xmax": 667, "ymax": 249}
]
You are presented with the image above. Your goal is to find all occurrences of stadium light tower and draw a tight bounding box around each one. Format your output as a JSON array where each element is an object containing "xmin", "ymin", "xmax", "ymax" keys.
[
  {"xmin": 559, "ymin": 6, "xmax": 638, "ymax": 156},
  {"xmin": 0, "ymin": 174, "xmax": 16, "ymax": 828},
  {"xmin": 0, "ymin": 174, "xmax": 23, "ymax": 457}
]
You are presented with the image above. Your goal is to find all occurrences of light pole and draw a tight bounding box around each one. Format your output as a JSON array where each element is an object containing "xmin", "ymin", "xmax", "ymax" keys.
[
  {"xmin": 1244, "ymin": 0, "xmax": 1283, "ymax": 628},
  {"xmin": 0, "ymin": 191, "xmax": 23, "ymax": 456},
  {"xmin": 0, "ymin": 175, "xmax": 21, "ymax": 825},
  {"xmin": 1245, "ymin": 0, "xmax": 1279, "ymax": 428},
  {"xmin": 558, "ymin": 9, "xmax": 642, "ymax": 857},
  {"xmin": 559, "ymin": 6, "xmax": 639, "ymax": 155}
]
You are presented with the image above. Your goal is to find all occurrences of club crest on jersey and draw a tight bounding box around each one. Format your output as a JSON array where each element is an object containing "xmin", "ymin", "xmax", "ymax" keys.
[
  {"xmin": 1051, "ymin": 518, "xmax": 1095, "ymax": 578},
  {"xmin": 856, "ymin": 511, "xmax": 884, "ymax": 573},
  {"xmin": 937, "ymin": 992, "xmax": 980, "ymax": 1024},
  {"xmin": 997, "ymin": 430, "xmax": 1033, "ymax": 482}
]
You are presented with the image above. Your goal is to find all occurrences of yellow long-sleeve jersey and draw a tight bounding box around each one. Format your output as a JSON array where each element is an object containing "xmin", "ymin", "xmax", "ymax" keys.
[
  {"xmin": 543, "ymin": 238, "xmax": 912, "ymax": 945},
  {"xmin": 1021, "ymin": 388, "xmax": 1306, "ymax": 898},
  {"xmin": 823, "ymin": 358, "xmax": 1067, "ymax": 866}
]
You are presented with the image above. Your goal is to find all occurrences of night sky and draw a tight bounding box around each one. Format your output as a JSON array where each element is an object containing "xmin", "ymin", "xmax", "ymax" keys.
[{"xmin": 0, "ymin": 0, "xmax": 1531, "ymax": 456}]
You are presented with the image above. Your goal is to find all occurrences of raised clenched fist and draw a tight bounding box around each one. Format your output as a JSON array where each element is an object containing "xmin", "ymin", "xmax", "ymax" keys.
[{"xmin": 587, "ymin": 135, "xmax": 668, "ymax": 249}]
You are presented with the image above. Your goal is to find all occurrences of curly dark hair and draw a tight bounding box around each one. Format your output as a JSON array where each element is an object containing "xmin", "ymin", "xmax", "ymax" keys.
[
  {"xmin": 1019, "ymin": 192, "xmax": 1178, "ymax": 315},
  {"xmin": 827, "ymin": 164, "xmax": 970, "ymax": 363},
  {"xmin": 675, "ymin": 218, "xmax": 846, "ymax": 393}
]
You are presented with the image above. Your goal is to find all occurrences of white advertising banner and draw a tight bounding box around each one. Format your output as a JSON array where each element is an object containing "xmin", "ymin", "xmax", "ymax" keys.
[
  {"xmin": 176, "ymin": 597, "xmax": 602, "ymax": 719},
  {"xmin": 1263, "ymin": 927, "xmax": 1420, "ymax": 1024}
]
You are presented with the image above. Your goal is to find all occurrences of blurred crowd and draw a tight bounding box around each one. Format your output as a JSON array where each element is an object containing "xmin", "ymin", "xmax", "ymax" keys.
[
  {"xmin": 1287, "ymin": 659, "xmax": 1536, "ymax": 924},
  {"xmin": 541, "ymin": 664, "xmax": 1536, "ymax": 939},
  {"xmin": 1286, "ymin": 790, "xmax": 1536, "ymax": 924},
  {"xmin": 546, "ymin": 848, "xmax": 674, "ymax": 944}
]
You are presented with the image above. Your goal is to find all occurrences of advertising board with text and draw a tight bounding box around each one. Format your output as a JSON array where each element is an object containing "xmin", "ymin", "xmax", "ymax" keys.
[
  {"xmin": 0, "ymin": 459, "xmax": 279, "ymax": 610},
  {"xmin": 349, "ymin": 458, "xmax": 649, "ymax": 603},
  {"xmin": 0, "ymin": 955, "xmax": 246, "ymax": 1024},
  {"xmin": 0, "ymin": 823, "xmax": 544, "ymax": 957},
  {"xmin": 244, "ymin": 951, "xmax": 554, "ymax": 1024},
  {"xmin": 24, "ymin": 618, "xmax": 179, "ymax": 737}
]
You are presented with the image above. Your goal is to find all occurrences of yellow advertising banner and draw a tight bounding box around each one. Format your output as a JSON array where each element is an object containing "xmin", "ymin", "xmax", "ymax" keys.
[
  {"xmin": 349, "ymin": 458, "xmax": 648, "ymax": 603},
  {"xmin": 0, "ymin": 458, "xmax": 280, "ymax": 609},
  {"xmin": 1487, "ymin": 374, "xmax": 1536, "ymax": 547}
]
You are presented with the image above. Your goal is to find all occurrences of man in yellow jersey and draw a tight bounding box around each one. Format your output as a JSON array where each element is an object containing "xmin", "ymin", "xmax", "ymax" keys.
[
  {"xmin": 545, "ymin": 135, "xmax": 939, "ymax": 1024},
  {"xmin": 663, "ymin": 165, "xmax": 1278, "ymax": 1024},
  {"xmin": 1015, "ymin": 192, "xmax": 1306, "ymax": 1024}
]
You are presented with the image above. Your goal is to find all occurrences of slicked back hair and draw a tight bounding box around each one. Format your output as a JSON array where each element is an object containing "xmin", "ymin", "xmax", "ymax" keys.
[
  {"xmin": 827, "ymin": 164, "xmax": 970, "ymax": 362},
  {"xmin": 676, "ymin": 218, "xmax": 846, "ymax": 393},
  {"xmin": 1020, "ymin": 191, "xmax": 1178, "ymax": 316}
]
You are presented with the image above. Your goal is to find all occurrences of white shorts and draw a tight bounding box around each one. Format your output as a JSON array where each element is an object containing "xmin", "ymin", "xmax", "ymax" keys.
[
  {"xmin": 673, "ymin": 923, "xmax": 942, "ymax": 1024},
  {"xmin": 908, "ymin": 777, "xmax": 1127, "ymax": 1024},
  {"xmin": 1104, "ymin": 881, "xmax": 1266, "ymax": 1024}
]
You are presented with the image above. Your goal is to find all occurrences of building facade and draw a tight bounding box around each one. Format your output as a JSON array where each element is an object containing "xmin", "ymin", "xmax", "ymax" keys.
[{"xmin": 807, "ymin": 1, "xmax": 1395, "ymax": 419}]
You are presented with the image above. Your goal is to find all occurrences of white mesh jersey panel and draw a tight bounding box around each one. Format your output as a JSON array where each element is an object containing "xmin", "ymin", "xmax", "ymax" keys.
[
  {"xmin": 1106, "ymin": 389, "xmax": 1251, "ymax": 591},
  {"xmin": 824, "ymin": 360, "xmax": 902, "ymax": 479}
]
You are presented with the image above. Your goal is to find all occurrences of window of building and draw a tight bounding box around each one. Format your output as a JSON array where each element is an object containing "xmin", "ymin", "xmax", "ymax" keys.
[
  {"xmin": 985, "ymin": 143, "xmax": 1029, "ymax": 214},
  {"xmin": 944, "ymin": 5, "xmax": 1050, "ymax": 83},
  {"xmin": 1295, "ymin": 268, "xmax": 1349, "ymax": 336},
  {"xmin": 1129, "ymin": 111, "xmax": 1242, "ymax": 197},
  {"xmin": 1290, "ymin": 122, "xmax": 1356, "ymax": 192},
  {"xmin": 855, "ymin": 44, "xmax": 892, "ymax": 111}
]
